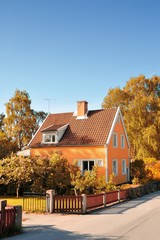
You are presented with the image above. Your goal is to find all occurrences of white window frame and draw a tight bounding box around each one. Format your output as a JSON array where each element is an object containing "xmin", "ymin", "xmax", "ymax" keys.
[
  {"xmin": 113, "ymin": 132, "xmax": 118, "ymax": 148},
  {"xmin": 121, "ymin": 134, "xmax": 125, "ymax": 148},
  {"xmin": 112, "ymin": 159, "xmax": 118, "ymax": 176},
  {"xmin": 42, "ymin": 133, "xmax": 57, "ymax": 143},
  {"xmin": 77, "ymin": 159, "xmax": 103, "ymax": 172},
  {"xmin": 122, "ymin": 159, "xmax": 126, "ymax": 175}
]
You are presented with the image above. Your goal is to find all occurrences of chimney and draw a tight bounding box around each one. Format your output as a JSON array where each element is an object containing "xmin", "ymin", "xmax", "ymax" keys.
[{"xmin": 77, "ymin": 101, "xmax": 88, "ymax": 119}]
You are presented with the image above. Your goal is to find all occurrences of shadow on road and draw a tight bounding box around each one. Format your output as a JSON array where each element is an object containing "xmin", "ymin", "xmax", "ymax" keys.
[
  {"xmin": 5, "ymin": 225, "xmax": 126, "ymax": 240},
  {"xmin": 91, "ymin": 190, "xmax": 160, "ymax": 215}
]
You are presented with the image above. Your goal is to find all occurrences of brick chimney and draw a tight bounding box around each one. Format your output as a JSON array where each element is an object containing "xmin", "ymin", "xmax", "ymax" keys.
[{"xmin": 77, "ymin": 101, "xmax": 88, "ymax": 119}]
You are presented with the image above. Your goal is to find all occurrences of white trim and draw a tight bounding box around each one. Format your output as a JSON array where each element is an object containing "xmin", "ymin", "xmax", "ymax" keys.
[
  {"xmin": 106, "ymin": 107, "xmax": 130, "ymax": 149},
  {"xmin": 106, "ymin": 107, "xmax": 120, "ymax": 145},
  {"xmin": 28, "ymin": 114, "xmax": 50, "ymax": 147},
  {"xmin": 119, "ymin": 110, "xmax": 130, "ymax": 148},
  {"xmin": 105, "ymin": 145, "xmax": 109, "ymax": 182},
  {"xmin": 42, "ymin": 133, "xmax": 57, "ymax": 144},
  {"xmin": 76, "ymin": 112, "xmax": 88, "ymax": 120}
]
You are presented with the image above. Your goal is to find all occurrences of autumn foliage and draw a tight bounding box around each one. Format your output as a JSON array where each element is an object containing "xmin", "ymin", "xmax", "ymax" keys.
[
  {"xmin": 130, "ymin": 158, "xmax": 160, "ymax": 184},
  {"xmin": 102, "ymin": 75, "xmax": 160, "ymax": 159}
]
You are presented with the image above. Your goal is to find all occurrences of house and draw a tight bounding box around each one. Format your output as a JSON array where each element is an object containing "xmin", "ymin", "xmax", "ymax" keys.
[{"xmin": 28, "ymin": 101, "xmax": 130, "ymax": 185}]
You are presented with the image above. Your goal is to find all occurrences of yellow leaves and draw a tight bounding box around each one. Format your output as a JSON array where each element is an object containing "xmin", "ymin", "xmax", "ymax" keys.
[
  {"xmin": 102, "ymin": 75, "xmax": 160, "ymax": 159},
  {"xmin": 3, "ymin": 89, "xmax": 37, "ymax": 149}
]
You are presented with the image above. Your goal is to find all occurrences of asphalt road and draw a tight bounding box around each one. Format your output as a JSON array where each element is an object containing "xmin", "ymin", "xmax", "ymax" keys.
[{"xmin": 5, "ymin": 190, "xmax": 160, "ymax": 240}]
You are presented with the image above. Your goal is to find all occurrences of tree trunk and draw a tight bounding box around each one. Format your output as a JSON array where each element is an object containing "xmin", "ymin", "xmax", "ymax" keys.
[
  {"xmin": 16, "ymin": 185, "xmax": 20, "ymax": 198},
  {"xmin": 74, "ymin": 188, "xmax": 78, "ymax": 196}
]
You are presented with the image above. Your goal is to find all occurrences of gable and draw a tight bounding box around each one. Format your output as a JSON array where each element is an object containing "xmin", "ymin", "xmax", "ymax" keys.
[{"xmin": 106, "ymin": 107, "xmax": 130, "ymax": 148}]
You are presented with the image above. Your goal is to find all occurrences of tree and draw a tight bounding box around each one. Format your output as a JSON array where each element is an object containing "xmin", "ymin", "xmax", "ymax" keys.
[
  {"xmin": 4, "ymin": 90, "xmax": 37, "ymax": 150},
  {"xmin": 31, "ymin": 152, "xmax": 74, "ymax": 194},
  {"xmin": 31, "ymin": 110, "xmax": 48, "ymax": 134},
  {"xmin": 70, "ymin": 166, "xmax": 98, "ymax": 195},
  {"xmin": 102, "ymin": 75, "xmax": 160, "ymax": 159},
  {"xmin": 0, "ymin": 155, "xmax": 35, "ymax": 197},
  {"xmin": 0, "ymin": 113, "xmax": 5, "ymax": 130},
  {"xmin": 0, "ymin": 113, "xmax": 18, "ymax": 159},
  {"xmin": 0, "ymin": 130, "xmax": 17, "ymax": 159}
]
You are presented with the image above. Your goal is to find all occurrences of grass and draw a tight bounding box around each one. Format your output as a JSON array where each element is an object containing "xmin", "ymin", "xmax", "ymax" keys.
[
  {"xmin": 0, "ymin": 196, "xmax": 23, "ymax": 206},
  {"xmin": 0, "ymin": 196, "xmax": 46, "ymax": 212}
]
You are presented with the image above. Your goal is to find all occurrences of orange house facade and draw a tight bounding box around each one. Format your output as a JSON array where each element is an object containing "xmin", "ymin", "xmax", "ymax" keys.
[{"xmin": 29, "ymin": 101, "xmax": 130, "ymax": 185}]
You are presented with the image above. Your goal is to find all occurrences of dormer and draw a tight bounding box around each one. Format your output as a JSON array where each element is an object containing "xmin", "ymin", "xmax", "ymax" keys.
[{"xmin": 41, "ymin": 124, "xmax": 68, "ymax": 144}]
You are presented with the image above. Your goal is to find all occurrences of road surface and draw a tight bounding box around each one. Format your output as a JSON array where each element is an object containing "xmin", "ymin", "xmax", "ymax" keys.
[{"xmin": 5, "ymin": 190, "xmax": 160, "ymax": 239}]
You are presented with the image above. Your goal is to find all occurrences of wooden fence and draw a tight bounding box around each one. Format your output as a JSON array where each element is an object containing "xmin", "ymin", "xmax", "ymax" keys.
[
  {"xmin": 22, "ymin": 181, "xmax": 160, "ymax": 214},
  {"xmin": 106, "ymin": 190, "xmax": 119, "ymax": 204},
  {"xmin": 51, "ymin": 190, "xmax": 126, "ymax": 213},
  {"xmin": 23, "ymin": 192, "xmax": 49, "ymax": 212},
  {"xmin": 53, "ymin": 195, "xmax": 82, "ymax": 213},
  {"xmin": 86, "ymin": 193, "xmax": 104, "ymax": 210},
  {"xmin": 0, "ymin": 200, "xmax": 22, "ymax": 238}
]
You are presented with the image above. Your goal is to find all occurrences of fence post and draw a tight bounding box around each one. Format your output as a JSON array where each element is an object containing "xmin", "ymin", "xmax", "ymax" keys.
[
  {"xmin": 14, "ymin": 205, "xmax": 22, "ymax": 230},
  {"xmin": 0, "ymin": 200, "xmax": 7, "ymax": 234},
  {"xmin": 118, "ymin": 189, "xmax": 120, "ymax": 202},
  {"xmin": 81, "ymin": 194, "xmax": 87, "ymax": 214},
  {"xmin": 46, "ymin": 189, "xmax": 55, "ymax": 213},
  {"xmin": 103, "ymin": 192, "xmax": 106, "ymax": 207}
]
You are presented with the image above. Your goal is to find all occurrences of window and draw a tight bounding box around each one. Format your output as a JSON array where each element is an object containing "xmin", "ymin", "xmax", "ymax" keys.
[
  {"xmin": 112, "ymin": 159, "xmax": 118, "ymax": 176},
  {"xmin": 77, "ymin": 159, "xmax": 103, "ymax": 173},
  {"xmin": 113, "ymin": 133, "xmax": 118, "ymax": 148},
  {"xmin": 43, "ymin": 133, "xmax": 56, "ymax": 143},
  {"xmin": 117, "ymin": 115, "xmax": 120, "ymax": 123},
  {"xmin": 82, "ymin": 160, "xmax": 94, "ymax": 172},
  {"xmin": 121, "ymin": 135, "xmax": 125, "ymax": 148},
  {"xmin": 122, "ymin": 159, "xmax": 126, "ymax": 175}
]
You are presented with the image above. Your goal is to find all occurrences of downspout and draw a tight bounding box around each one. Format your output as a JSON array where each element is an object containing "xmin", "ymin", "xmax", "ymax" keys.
[
  {"xmin": 105, "ymin": 144, "xmax": 109, "ymax": 183},
  {"xmin": 128, "ymin": 146, "xmax": 131, "ymax": 182}
]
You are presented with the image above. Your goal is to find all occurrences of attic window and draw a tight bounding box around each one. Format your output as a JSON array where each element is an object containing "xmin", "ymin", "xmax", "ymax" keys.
[
  {"xmin": 43, "ymin": 133, "xmax": 56, "ymax": 143},
  {"xmin": 117, "ymin": 115, "xmax": 120, "ymax": 123}
]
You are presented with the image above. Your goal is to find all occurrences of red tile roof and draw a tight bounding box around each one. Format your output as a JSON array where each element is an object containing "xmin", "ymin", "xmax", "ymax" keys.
[
  {"xmin": 41, "ymin": 124, "xmax": 66, "ymax": 132},
  {"xmin": 29, "ymin": 108, "xmax": 117, "ymax": 147}
]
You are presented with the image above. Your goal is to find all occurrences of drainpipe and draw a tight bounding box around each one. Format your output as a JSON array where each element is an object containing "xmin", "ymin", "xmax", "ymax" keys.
[{"xmin": 105, "ymin": 144, "xmax": 109, "ymax": 183}]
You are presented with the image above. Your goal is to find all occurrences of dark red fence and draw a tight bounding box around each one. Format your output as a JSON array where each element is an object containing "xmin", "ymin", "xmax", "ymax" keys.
[
  {"xmin": 120, "ymin": 189, "xmax": 128, "ymax": 200},
  {"xmin": 24, "ymin": 181, "xmax": 160, "ymax": 214},
  {"xmin": 0, "ymin": 206, "xmax": 16, "ymax": 237},
  {"xmin": 106, "ymin": 190, "xmax": 119, "ymax": 204},
  {"xmin": 53, "ymin": 195, "xmax": 82, "ymax": 213},
  {"xmin": 86, "ymin": 193, "xmax": 104, "ymax": 210}
]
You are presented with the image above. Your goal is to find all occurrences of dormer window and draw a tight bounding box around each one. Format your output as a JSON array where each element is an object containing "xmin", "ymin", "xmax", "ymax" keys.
[
  {"xmin": 41, "ymin": 124, "xmax": 69, "ymax": 144},
  {"xmin": 43, "ymin": 133, "xmax": 56, "ymax": 143}
]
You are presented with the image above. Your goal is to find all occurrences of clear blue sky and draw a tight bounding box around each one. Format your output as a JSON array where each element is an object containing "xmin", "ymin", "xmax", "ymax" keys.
[{"xmin": 1, "ymin": 0, "xmax": 160, "ymax": 114}]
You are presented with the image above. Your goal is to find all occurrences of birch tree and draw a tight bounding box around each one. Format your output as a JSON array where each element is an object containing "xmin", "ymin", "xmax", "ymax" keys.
[
  {"xmin": 102, "ymin": 75, "xmax": 160, "ymax": 159},
  {"xmin": 4, "ymin": 90, "xmax": 36, "ymax": 150}
]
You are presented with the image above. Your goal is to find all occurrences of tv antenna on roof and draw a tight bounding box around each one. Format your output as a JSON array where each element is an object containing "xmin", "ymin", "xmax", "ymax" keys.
[{"xmin": 43, "ymin": 98, "xmax": 56, "ymax": 114}]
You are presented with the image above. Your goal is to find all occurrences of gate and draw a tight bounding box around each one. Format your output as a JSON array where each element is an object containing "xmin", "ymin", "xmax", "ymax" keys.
[
  {"xmin": 53, "ymin": 195, "xmax": 82, "ymax": 213},
  {"xmin": 23, "ymin": 192, "xmax": 49, "ymax": 212}
]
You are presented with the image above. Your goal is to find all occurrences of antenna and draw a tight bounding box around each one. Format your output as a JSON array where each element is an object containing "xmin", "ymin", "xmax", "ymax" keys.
[{"xmin": 43, "ymin": 98, "xmax": 56, "ymax": 113}]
